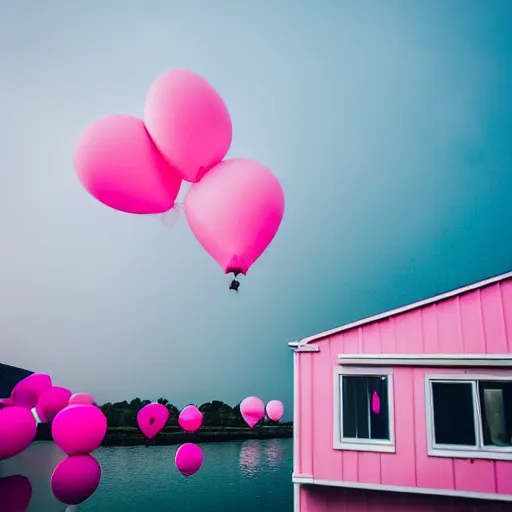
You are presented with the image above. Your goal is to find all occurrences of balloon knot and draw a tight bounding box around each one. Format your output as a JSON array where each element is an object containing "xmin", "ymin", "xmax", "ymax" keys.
[{"xmin": 196, "ymin": 166, "xmax": 206, "ymax": 182}]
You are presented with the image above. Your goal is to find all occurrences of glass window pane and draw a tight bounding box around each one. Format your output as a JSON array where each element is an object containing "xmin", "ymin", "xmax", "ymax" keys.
[
  {"xmin": 369, "ymin": 376, "xmax": 390, "ymax": 440},
  {"xmin": 431, "ymin": 382, "xmax": 476, "ymax": 446},
  {"xmin": 478, "ymin": 381, "xmax": 512, "ymax": 447},
  {"xmin": 341, "ymin": 375, "xmax": 389, "ymax": 441}
]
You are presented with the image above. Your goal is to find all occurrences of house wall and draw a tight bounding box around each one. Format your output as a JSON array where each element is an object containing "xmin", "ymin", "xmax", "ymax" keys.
[
  {"xmin": 297, "ymin": 485, "xmax": 511, "ymax": 512},
  {"xmin": 295, "ymin": 280, "xmax": 512, "ymax": 497}
]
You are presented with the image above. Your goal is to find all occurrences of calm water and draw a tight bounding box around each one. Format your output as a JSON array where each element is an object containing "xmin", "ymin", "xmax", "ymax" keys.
[{"xmin": 0, "ymin": 438, "xmax": 293, "ymax": 511}]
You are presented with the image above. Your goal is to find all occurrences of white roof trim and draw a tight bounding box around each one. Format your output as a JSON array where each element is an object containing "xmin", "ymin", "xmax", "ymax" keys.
[{"xmin": 296, "ymin": 270, "xmax": 512, "ymax": 347}]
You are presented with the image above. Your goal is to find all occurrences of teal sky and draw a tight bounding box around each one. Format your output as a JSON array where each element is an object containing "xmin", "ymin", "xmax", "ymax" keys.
[{"xmin": 1, "ymin": 1, "xmax": 511, "ymax": 417}]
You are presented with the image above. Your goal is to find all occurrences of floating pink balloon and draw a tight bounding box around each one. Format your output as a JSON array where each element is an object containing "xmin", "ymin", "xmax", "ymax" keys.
[
  {"xmin": 266, "ymin": 400, "xmax": 284, "ymax": 422},
  {"xmin": 178, "ymin": 405, "xmax": 203, "ymax": 432},
  {"xmin": 175, "ymin": 443, "xmax": 203, "ymax": 476},
  {"xmin": 240, "ymin": 396, "xmax": 265, "ymax": 428},
  {"xmin": 185, "ymin": 159, "xmax": 285, "ymax": 284},
  {"xmin": 137, "ymin": 403, "xmax": 169, "ymax": 439},
  {"xmin": 371, "ymin": 391, "xmax": 381, "ymax": 415},
  {"xmin": 52, "ymin": 405, "xmax": 107, "ymax": 456},
  {"xmin": 0, "ymin": 407, "xmax": 37, "ymax": 460},
  {"xmin": 0, "ymin": 475, "xmax": 32, "ymax": 512},
  {"xmin": 0, "ymin": 373, "xmax": 52, "ymax": 408},
  {"xmin": 144, "ymin": 69, "xmax": 232, "ymax": 183},
  {"xmin": 51, "ymin": 455, "xmax": 101, "ymax": 505},
  {"xmin": 74, "ymin": 114, "xmax": 182, "ymax": 214},
  {"xmin": 33, "ymin": 386, "xmax": 72, "ymax": 423},
  {"xmin": 69, "ymin": 393, "xmax": 95, "ymax": 406}
]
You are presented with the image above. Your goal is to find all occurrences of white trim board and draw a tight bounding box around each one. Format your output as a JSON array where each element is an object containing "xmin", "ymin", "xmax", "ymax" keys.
[
  {"xmin": 291, "ymin": 476, "xmax": 512, "ymax": 502},
  {"xmin": 292, "ymin": 271, "xmax": 512, "ymax": 348},
  {"xmin": 337, "ymin": 354, "xmax": 512, "ymax": 367},
  {"xmin": 333, "ymin": 366, "xmax": 396, "ymax": 453}
]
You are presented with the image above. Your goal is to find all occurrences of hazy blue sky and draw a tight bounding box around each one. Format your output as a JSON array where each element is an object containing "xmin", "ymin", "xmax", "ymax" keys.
[{"xmin": 1, "ymin": 1, "xmax": 511, "ymax": 415}]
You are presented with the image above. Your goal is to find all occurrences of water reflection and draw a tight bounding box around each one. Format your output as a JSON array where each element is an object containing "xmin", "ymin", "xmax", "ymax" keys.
[
  {"xmin": 0, "ymin": 474, "xmax": 32, "ymax": 511},
  {"xmin": 2, "ymin": 439, "xmax": 293, "ymax": 512},
  {"xmin": 238, "ymin": 440, "xmax": 262, "ymax": 476},
  {"xmin": 263, "ymin": 439, "xmax": 284, "ymax": 470}
]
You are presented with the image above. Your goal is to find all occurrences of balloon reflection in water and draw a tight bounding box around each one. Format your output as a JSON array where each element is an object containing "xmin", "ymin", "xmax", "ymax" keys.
[
  {"xmin": 263, "ymin": 439, "xmax": 284, "ymax": 470},
  {"xmin": 238, "ymin": 440, "xmax": 262, "ymax": 476},
  {"xmin": 0, "ymin": 474, "xmax": 32, "ymax": 512},
  {"xmin": 51, "ymin": 454, "xmax": 101, "ymax": 505}
]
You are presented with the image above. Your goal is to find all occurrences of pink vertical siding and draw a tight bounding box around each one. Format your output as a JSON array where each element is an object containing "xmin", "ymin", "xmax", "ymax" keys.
[
  {"xmin": 297, "ymin": 281, "xmax": 512, "ymax": 500},
  {"xmin": 298, "ymin": 486, "xmax": 511, "ymax": 512}
]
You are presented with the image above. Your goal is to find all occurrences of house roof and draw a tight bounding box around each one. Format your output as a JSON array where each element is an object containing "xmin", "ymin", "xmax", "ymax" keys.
[{"xmin": 289, "ymin": 270, "xmax": 512, "ymax": 350}]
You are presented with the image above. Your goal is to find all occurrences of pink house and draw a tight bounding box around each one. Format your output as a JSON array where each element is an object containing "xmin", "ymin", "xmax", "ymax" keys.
[{"xmin": 289, "ymin": 271, "xmax": 512, "ymax": 511}]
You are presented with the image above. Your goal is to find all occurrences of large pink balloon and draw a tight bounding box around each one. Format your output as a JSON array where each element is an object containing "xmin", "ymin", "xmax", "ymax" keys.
[
  {"xmin": 51, "ymin": 455, "xmax": 101, "ymax": 505},
  {"xmin": 74, "ymin": 114, "xmax": 182, "ymax": 214},
  {"xmin": 144, "ymin": 69, "xmax": 232, "ymax": 183},
  {"xmin": 33, "ymin": 386, "xmax": 72, "ymax": 423},
  {"xmin": 240, "ymin": 397, "xmax": 265, "ymax": 428},
  {"xmin": 0, "ymin": 407, "xmax": 37, "ymax": 460},
  {"xmin": 175, "ymin": 443, "xmax": 203, "ymax": 476},
  {"xmin": 69, "ymin": 393, "xmax": 95, "ymax": 406},
  {"xmin": 178, "ymin": 405, "xmax": 203, "ymax": 432},
  {"xmin": 0, "ymin": 475, "xmax": 32, "ymax": 512},
  {"xmin": 266, "ymin": 400, "xmax": 284, "ymax": 422},
  {"xmin": 137, "ymin": 403, "xmax": 169, "ymax": 439},
  {"xmin": 0, "ymin": 373, "xmax": 52, "ymax": 408},
  {"xmin": 185, "ymin": 159, "xmax": 285, "ymax": 276},
  {"xmin": 52, "ymin": 405, "xmax": 107, "ymax": 456}
]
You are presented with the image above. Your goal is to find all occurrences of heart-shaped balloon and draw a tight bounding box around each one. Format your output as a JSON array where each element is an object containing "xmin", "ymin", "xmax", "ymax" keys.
[
  {"xmin": 137, "ymin": 403, "xmax": 169, "ymax": 440},
  {"xmin": 74, "ymin": 114, "xmax": 182, "ymax": 214},
  {"xmin": 240, "ymin": 396, "xmax": 265, "ymax": 428},
  {"xmin": 144, "ymin": 69, "xmax": 232, "ymax": 183},
  {"xmin": 0, "ymin": 407, "xmax": 37, "ymax": 460},
  {"xmin": 185, "ymin": 158, "xmax": 285, "ymax": 276}
]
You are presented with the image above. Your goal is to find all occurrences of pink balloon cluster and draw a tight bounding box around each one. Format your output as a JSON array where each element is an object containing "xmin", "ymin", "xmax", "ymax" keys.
[
  {"xmin": 136, "ymin": 402, "xmax": 204, "ymax": 477},
  {"xmin": 240, "ymin": 397, "xmax": 285, "ymax": 428},
  {"xmin": 74, "ymin": 69, "xmax": 285, "ymax": 288}
]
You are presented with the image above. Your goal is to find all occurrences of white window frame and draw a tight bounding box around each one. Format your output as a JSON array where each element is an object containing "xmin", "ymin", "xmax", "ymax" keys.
[
  {"xmin": 333, "ymin": 366, "xmax": 395, "ymax": 453},
  {"xmin": 425, "ymin": 373, "xmax": 512, "ymax": 461}
]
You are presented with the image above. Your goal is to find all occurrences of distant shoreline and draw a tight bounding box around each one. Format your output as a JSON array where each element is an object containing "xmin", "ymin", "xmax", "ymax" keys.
[{"xmin": 35, "ymin": 424, "xmax": 293, "ymax": 447}]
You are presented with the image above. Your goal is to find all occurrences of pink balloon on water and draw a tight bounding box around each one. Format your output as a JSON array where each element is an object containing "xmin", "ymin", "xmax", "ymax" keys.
[
  {"xmin": 0, "ymin": 475, "xmax": 32, "ymax": 512},
  {"xmin": 0, "ymin": 407, "xmax": 37, "ymax": 460},
  {"xmin": 69, "ymin": 393, "xmax": 95, "ymax": 406},
  {"xmin": 240, "ymin": 397, "xmax": 265, "ymax": 428},
  {"xmin": 266, "ymin": 400, "xmax": 284, "ymax": 422},
  {"xmin": 137, "ymin": 403, "xmax": 169, "ymax": 440},
  {"xmin": 175, "ymin": 443, "xmax": 203, "ymax": 476},
  {"xmin": 144, "ymin": 69, "xmax": 232, "ymax": 183},
  {"xmin": 185, "ymin": 159, "xmax": 285, "ymax": 276},
  {"xmin": 51, "ymin": 454, "xmax": 101, "ymax": 505},
  {"xmin": 0, "ymin": 373, "xmax": 52, "ymax": 408},
  {"xmin": 34, "ymin": 386, "xmax": 72, "ymax": 423},
  {"xmin": 178, "ymin": 405, "xmax": 203, "ymax": 432},
  {"xmin": 52, "ymin": 405, "xmax": 107, "ymax": 456},
  {"xmin": 74, "ymin": 114, "xmax": 182, "ymax": 214}
]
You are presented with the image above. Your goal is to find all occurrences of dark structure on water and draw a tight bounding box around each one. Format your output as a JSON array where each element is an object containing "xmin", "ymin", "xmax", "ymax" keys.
[{"xmin": 0, "ymin": 362, "xmax": 33, "ymax": 397}]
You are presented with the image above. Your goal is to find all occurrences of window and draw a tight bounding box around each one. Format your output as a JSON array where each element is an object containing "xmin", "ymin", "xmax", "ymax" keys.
[
  {"xmin": 426, "ymin": 375, "xmax": 512, "ymax": 460},
  {"xmin": 334, "ymin": 367, "xmax": 395, "ymax": 452}
]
